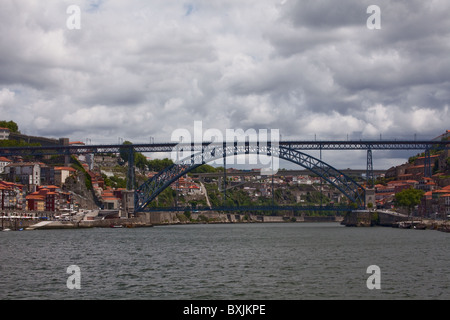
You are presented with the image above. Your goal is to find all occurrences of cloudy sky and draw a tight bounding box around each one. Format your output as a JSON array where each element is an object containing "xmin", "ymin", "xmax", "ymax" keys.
[{"xmin": 0, "ymin": 0, "xmax": 449, "ymax": 169}]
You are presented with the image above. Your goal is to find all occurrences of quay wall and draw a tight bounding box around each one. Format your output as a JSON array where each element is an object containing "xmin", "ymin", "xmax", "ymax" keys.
[
  {"xmin": 378, "ymin": 211, "xmax": 410, "ymax": 226},
  {"xmin": 341, "ymin": 210, "xmax": 409, "ymax": 227},
  {"xmin": 1, "ymin": 218, "xmax": 37, "ymax": 230},
  {"xmin": 139, "ymin": 211, "xmax": 343, "ymax": 225},
  {"xmin": 27, "ymin": 217, "xmax": 152, "ymax": 230},
  {"xmin": 341, "ymin": 210, "xmax": 373, "ymax": 227},
  {"xmin": 2, "ymin": 211, "xmax": 345, "ymax": 231}
]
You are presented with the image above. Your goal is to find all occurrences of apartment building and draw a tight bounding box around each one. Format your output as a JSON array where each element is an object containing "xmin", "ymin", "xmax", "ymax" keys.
[
  {"xmin": 4, "ymin": 162, "xmax": 42, "ymax": 191},
  {"xmin": 0, "ymin": 180, "xmax": 25, "ymax": 210}
]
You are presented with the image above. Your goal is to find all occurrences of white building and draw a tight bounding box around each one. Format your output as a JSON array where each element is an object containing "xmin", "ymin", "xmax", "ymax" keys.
[
  {"xmin": 54, "ymin": 166, "xmax": 77, "ymax": 187},
  {"xmin": 5, "ymin": 162, "xmax": 42, "ymax": 191},
  {"xmin": 0, "ymin": 156, "xmax": 12, "ymax": 173},
  {"xmin": 0, "ymin": 127, "xmax": 10, "ymax": 140}
]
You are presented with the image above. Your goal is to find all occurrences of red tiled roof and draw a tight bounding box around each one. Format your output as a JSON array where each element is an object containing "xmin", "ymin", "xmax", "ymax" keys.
[
  {"xmin": 54, "ymin": 166, "xmax": 76, "ymax": 172},
  {"xmin": 102, "ymin": 196, "xmax": 119, "ymax": 201},
  {"xmin": 434, "ymin": 190, "xmax": 449, "ymax": 193},
  {"xmin": 408, "ymin": 165, "xmax": 425, "ymax": 169},
  {"xmin": 416, "ymin": 155, "xmax": 439, "ymax": 160},
  {"xmin": 6, "ymin": 162, "xmax": 42, "ymax": 167},
  {"xmin": 26, "ymin": 195, "xmax": 45, "ymax": 200},
  {"xmin": 39, "ymin": 185, "xmax": 59, "ymax": 190}
]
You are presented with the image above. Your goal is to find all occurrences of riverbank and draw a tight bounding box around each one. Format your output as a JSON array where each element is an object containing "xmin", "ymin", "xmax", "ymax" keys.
[
  {"xmin": 341, "ymin": 210, "xmax": 450, "ymax": 233},
  {"xmin": 0, "ymin": 217, "xmax": 152, "ymax": 231},
  {"xmin": 393, "ymin": 220, "xmax": 450, "ymax": 232},
  {"xmin": 1, "ymin": 211, "xmax": 344, "ymax": 231},
  {"xmin": 139, "ymin": 211, "xmax": 343, "ymax": 226}
]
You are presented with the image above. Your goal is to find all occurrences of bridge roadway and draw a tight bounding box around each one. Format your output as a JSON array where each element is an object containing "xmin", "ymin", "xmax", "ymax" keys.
[{"xmin": 0, "ymin": 140, "xmax": 448, "ymax": 157}]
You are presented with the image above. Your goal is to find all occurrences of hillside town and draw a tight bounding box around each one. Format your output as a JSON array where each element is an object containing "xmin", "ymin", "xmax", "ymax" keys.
[
  {"xmin": 375, "ymin": 130, "xmax": 450, "ymax": 219},
  {"xmin": 0, "ymin": 124, "xmax": 449, "ymax": 221}
]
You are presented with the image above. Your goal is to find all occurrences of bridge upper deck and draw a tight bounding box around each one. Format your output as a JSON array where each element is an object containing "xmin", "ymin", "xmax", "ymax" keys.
[{"xmin": 0, "ymin": 140, "xmax": 448, "ymax": 157}]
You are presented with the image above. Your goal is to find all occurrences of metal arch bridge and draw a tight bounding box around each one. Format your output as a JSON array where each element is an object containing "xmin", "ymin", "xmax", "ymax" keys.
[
  {"xmin": 1, "ymin": 139, "xmax": 448, "ymax": 213},
  {"xmin": 134, "ymin": 142, "xmax": 367, "ymax": 212}
]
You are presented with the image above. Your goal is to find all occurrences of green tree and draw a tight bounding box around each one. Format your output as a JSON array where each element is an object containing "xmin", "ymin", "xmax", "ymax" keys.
[
  {"xmin": 119, "ymin": 141, "xmax": 157, "ymax": 172},
  {"xmin": 135, "ymin": 152, "xmax": 148, "ymax": 171},
  {"xmin": 0, "ymin": 139, "xmax": 40, "ymax": 147},
  {"xmin": 147, "ymin": 158, "xmax": 174, "ymax": 171},
  {"xmin": 394, "ymin": 187, "xmax": 424, "ymax": 216},
  {"xmin": 0, "ymin": 120, "xmax": 19, "ymax": 133},
  {"xmin": 190, "ymin": 164, "xmax": 220, "ymax": 173}
]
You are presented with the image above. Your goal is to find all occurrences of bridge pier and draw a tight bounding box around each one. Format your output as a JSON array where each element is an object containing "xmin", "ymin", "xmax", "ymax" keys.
[
  {"xmin": 365, "ymin": 188, "xmax": 375, "ymax": 209},
  {"xmin": 59, "ymin": 138, "xmax": 71, "ymax": 166},
  {"xmin": 122, "ymin": 190, "xmax": 135, "ymax": 218},
  {"xmin": 366, "ymin": 149, "xmax": 374, "ymax": 188}
]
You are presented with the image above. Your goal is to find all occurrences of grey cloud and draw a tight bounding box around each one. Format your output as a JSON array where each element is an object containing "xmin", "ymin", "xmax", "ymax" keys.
[
  {"xmin": 282, "ymin": 0, "xmax": 368, "ymax": 29},
  {"xmin": 0, "ymin": 0, "xmax": 449, "ymax": 169}
]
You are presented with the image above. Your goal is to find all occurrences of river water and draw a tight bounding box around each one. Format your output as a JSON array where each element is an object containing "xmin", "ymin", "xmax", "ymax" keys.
[{"xmin": 0, "ymin": 222, "xmax": 449, "ymax": 300}]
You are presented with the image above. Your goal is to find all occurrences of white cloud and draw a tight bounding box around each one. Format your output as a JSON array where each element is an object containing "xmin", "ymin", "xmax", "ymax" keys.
[
  {"xmin": 0, "ymin": 0, "xmax": 449, "ymax": 168},
  {"xmin": 0, "ymin": 88, "xmax": 15, "ymax": 108}
]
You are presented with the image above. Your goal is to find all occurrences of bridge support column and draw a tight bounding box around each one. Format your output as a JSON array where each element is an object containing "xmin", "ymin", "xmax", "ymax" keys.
[
  {"xmin": 365, "ymin": 188, "xmax": 375, "ymax": 209},
  {"xmin": 59, "ymin": 137, "xmax": 70, "ymax": 166},
  {"xmin": 366, "ymin": 149, "xmax": 374, "ymax": 188},
  {"xmin": 127, "ymin": 147, "xmax": 135, "ymax": 191}
]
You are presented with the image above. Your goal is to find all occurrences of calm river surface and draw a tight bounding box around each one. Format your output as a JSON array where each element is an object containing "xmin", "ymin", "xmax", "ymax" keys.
[{"xmin": 1, "ymin": 222, "xmax": 449, "ymax": 300}]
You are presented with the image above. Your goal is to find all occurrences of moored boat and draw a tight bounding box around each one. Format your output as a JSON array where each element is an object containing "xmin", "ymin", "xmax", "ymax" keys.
[{"xmin": 398, "ymin": 221, "xmax": 412, "ymax": 229}]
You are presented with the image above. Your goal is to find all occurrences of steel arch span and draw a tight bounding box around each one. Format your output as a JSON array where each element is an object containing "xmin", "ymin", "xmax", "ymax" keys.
[{"xmin": 134, "ymin": 143, "xmax": 365, "ymax": 212}]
